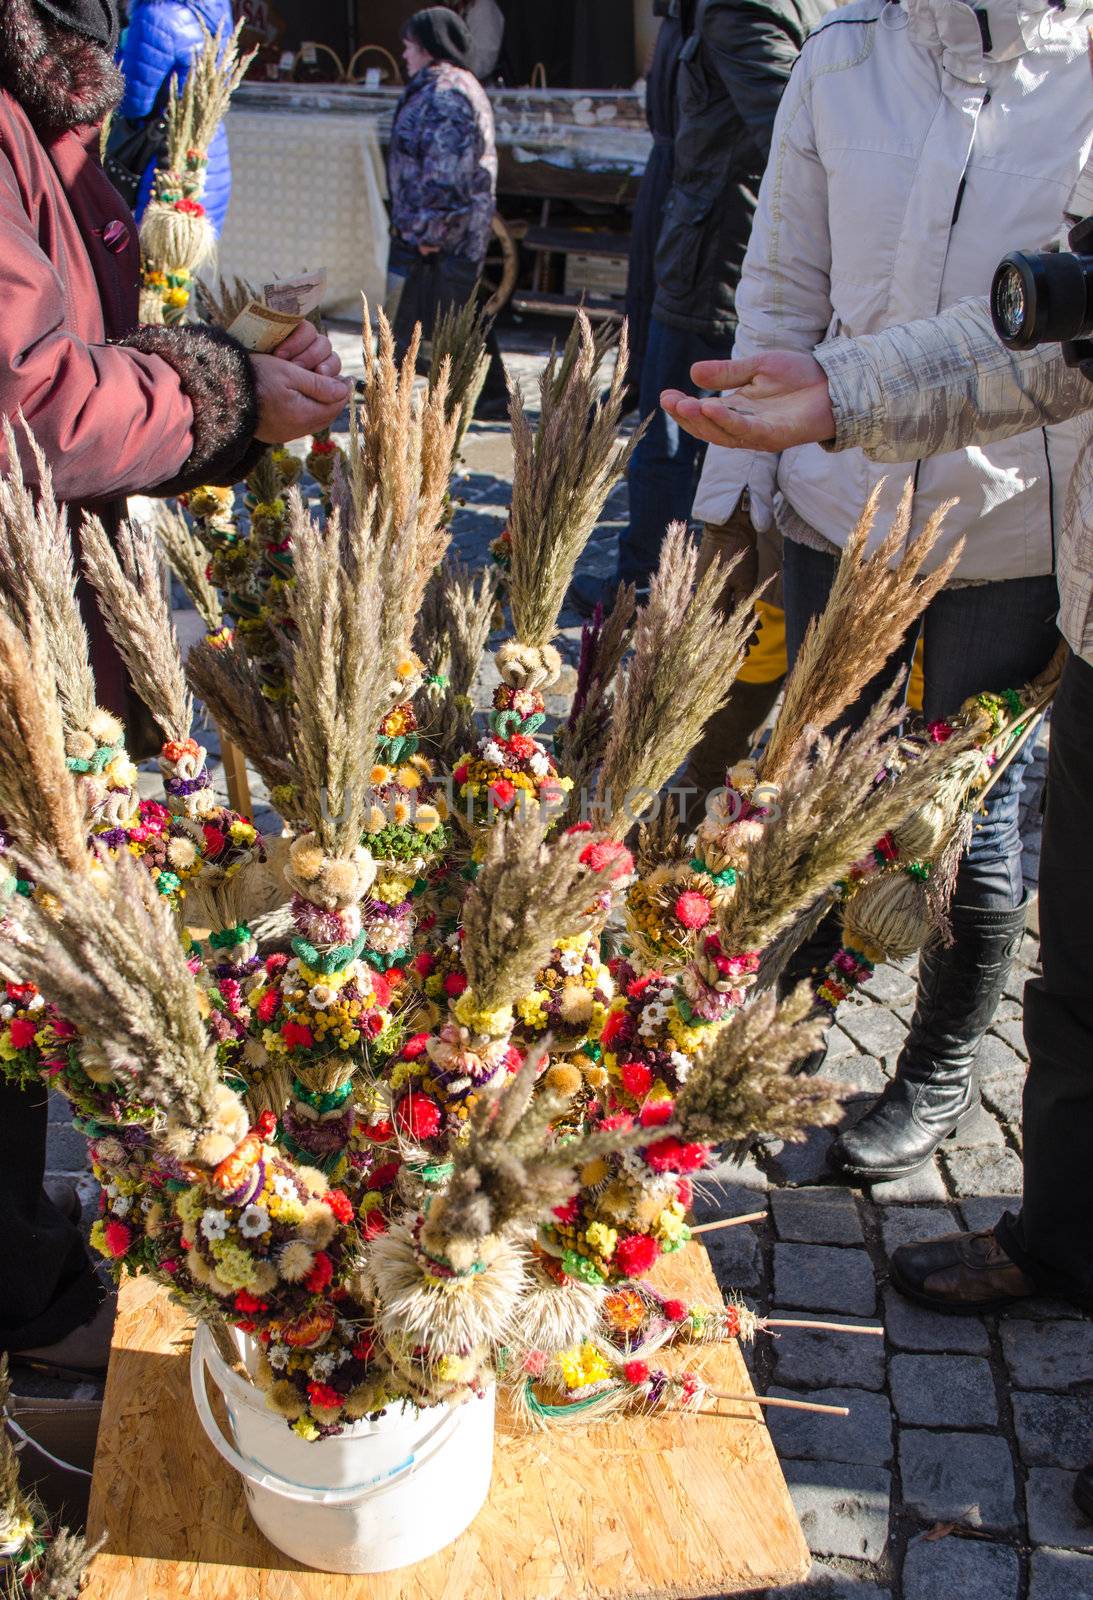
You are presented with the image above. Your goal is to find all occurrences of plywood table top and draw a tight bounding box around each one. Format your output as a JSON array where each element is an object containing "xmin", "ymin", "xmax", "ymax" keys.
[{"xmin": 84, "ymin": 1246, "xmax": 809, "ymax": 1599}]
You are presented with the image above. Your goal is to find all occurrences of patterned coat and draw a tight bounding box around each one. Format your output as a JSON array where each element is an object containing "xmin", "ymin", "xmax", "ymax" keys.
[
  {"xmin": 387, "ymin": 61, "xmax": 496, "ymax": 264},
  {"xmin": 815, "ymin": 297, "xmax": 1093, "ymax": 662}
]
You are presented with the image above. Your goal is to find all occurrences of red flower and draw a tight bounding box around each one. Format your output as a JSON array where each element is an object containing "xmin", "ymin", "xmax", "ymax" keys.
[
  {"xmin": 256, "ymin": 990, "xmax": 279, "ymax": 1024},
  {"xmin": 615, "ymin": 1233, "xmax": 659, "ymax": 1276},
  {"xmin": 202, "ymin": 824, "xmax": 227, "ymax": 859},
  {"xmin": 353, "ymin": 1331, "xmax": 376, "ymax": 1362},
  {"xmin": 489, "ymin": 778, "xmax": 516, "ymax": 809},
  {"xmin": 601, "ymin": 1111, "xmax": 634, "ymax": 1133},
  {"xmin": 402, "ymin": 1031, "xmax": 431, "ymax": 1058},
  {"xmin": 265, "ymin": 952, "xmax": 289, "ymax": 974},
  {"xmin": 724, "ymin": 1304, "xmax": 741, "ymax": 1339},
  {"xmin": 552, "ymin": 1197, "xmax": 579, "ymax": 1225},
  {"xmin": 620, "ymin": 1061, "xmax": 653, "ymax": 1098},
  {"xmin": 361, "ymin": 1009, "xmax": 385, "ymax": 1038},
  {"xmin": 307, "ymin": 1381, "xmax": 342, "ymax": 1411},
  {"xmin": 453, "ymin": 762, "xmax": 469, "ymax": 786},
  {"xmin": 303, "ymin": 1251, "xmax": 334, "ymax": 1294},
  {"xmin": 662, "ymin": 1299, "xmax": 688, "ymax": 1323},
  {"xmin": 579, "ymin": 839, "xmax": 631, "ymax": 876},
  {"xmin": 256, "ymin": 1111, "xmax": 278, "ymax": 1140},
  {"xmin": 507, "ymin": 733, "xmax": 536, "ymax": 760},
  {"xmin": 281, "ymin": 1020, "xmax": 314, "ymax": 1050},
  {"xmin": 675, "ymin": 1178, "xmax": 694, "ymax": 1209},
  {"xmin": 367, "ymin": 1160, "xmax": 401, "ymax": 1191},
  {"xmin": 360, "ymin": 1210, "xmax": 389, "ymax": 1240},
  {"xmin": 9, "ymin": 1018, "xmax": 37, "ymax": 1050},
  {"xmin": 643, "ymin": 1135, "xmax": 709, "ymax": 1173},
  {"xmin": 639, "ymin": 1100, "xmax": 674, "ymax": 1129},
  {"xmin": 234, "ymin": 1290, "xmax": 268, "ymax": 1314},
  {"xmin": 565, "ymin": 821, "xmax": 593, "ymax": 835},
  {"xmin": 674, "ymin": 891, "xmax": 712, "ymax": 930},
  {"xmin": 623, "ymin": 1360, "xmax": 649, "ymax": 1385},
  {"xmin": 393, "ymin": 1092, "xmax": 443, "ymax": 1141},
  {"xmin": 412, "ymin": 952, "xmax": 435, "ymax": 978},
  {"xmin": 360, "ymin": 1117, "xmax": 393, "ymax": 1144},
  {"xmin": 627, "ymin": 976, "xmax": 653, "ymax": 1000},
  {"xmin": 103, "ymin": 1219, "xmax": 132, "ymax": 1258},
  {"xmin": 235, "ymin": 1319, "xmax": 256, "ymax": 1333},
  {"xmin": 174, "ymin": 196, "xmax": 206, "ymax": 216},
  {"xmin": 323, "ymin": 1189, "xmax": 354, "ymax": 1223},
  {"xmin": 443, "ymin": 972, "xmax": 468, "ymax": 998},
  {"xmin": 601, "ymin": 1010, "xmax": 625, "ymax": 1049},
  {"xmin": 369, "ymin": 973, "xmax": 392, "ymax": 1009}
]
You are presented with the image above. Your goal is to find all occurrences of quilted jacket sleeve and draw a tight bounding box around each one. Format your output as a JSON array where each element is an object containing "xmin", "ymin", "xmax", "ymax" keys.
[
  {"xmin": 118, "ymin": 2, "xmax": 190, "ymax": 119},
  {"xmin": 0, "ymin": 139, "xmax": 256, "ymax": 501},
  {"xmin": 815, "ymin": 297, "xmax": 1093, "ymax": 460}
]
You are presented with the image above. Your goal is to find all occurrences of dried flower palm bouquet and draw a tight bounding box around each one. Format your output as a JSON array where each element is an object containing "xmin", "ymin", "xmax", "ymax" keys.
[{"xmin": 0, "ymin": 315, "xmax": 1051, "ymax": 1575}]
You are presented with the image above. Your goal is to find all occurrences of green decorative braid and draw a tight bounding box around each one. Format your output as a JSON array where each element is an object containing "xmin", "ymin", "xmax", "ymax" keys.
[
  {"xmin": 376, "ymin": 733, "xmax": 419, "ymax": 764},
  {"xmin": 492, "ymin": 708, "xmax": 546, "ymax": 740},
  {"xmin": 424, "ymin": 672, "xmax": 449, "ymax": 690},
  {"xmin": 66, "ymin": 742, "xmax": 124, "ymax": 776},
  {"xmin": 363, "ymin": 948, "xmax": 411, "ymax": 972},
  {"xmin": 522, "ymin": 1377, "xmax": 608, "ymax": 1419},
  {"xmin": 690, "ymin": 857, "xmax": 737, "ymax": 887},
  {"xmin": 291, "ymin": 1076, "xmax": 354, "ymax": 1114},
  {"xmin": 560, "ymin": 1248, "xmax": 605, "ymax": 1285},
  {"xmin": 905, "ymin": 861, "xmax": 931, "ymax": 881},
  {"xmin": 156, "ymin": 871, "xmax": 182, "ymax": 897},
  {"xmin": 291, "ymin": 929, "xmax": 368, "ymax": 974},
  {"xmin": 209, "ymin": 924, "xmax": 253, "ymax": 951}
]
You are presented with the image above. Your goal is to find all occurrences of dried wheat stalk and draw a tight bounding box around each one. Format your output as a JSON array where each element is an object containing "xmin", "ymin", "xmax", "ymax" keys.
[
  {"xmin": 460, "ymin": 808, "xmax": 610, "ymax": 1013},
  {"xmin": 286, "ymin": 495, "xmax": 389, "ymax": 853},
  {"xmin": 80, "ymin": 513, "xmax": 192, "ymax": 744},
  {"xmin": 0, "ymin": 421, "xmax": 97, "ymax": 734},
  {"xmin": 429, "ymin": 292, "xmax": 493, "ymax": 459},
  {"xmin": 164, "ymin": 22, "xmax": 253, "ymax": 171},
  {"xmin": 594, "ymin": 525, "xmax": 758, "ymax": 837},
  {"xmin": 194, "ymin": 272, "xmax": 258, "ymax": 329},
  {"xmin": 0, "ymin": 611, "xmax": 87, "ymax": 870},
  {"xmin": 508, "ymin": 313, "xmax": 641, "ymax": 649},
  {"xmin": 556, "ymin": 579, "xmax": 635, "ymax": 820},
  {"xmin": 676, "ymin": 986, "xmax": 839, "ymax": 1146},
  {"xmin": 185, "ymin": 634, "xmax": 295, "ymax": 797},
  {"xmin": 761, "ymin": 482, "xmax": 962, "ymax": 784},
  {"xmin": 154, "ymin": 505, "xmax": 224, "ymax": 634}
]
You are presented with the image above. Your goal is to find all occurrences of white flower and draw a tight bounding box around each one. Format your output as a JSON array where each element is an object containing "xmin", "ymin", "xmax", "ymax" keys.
[
  {"xmin": 669, "ymin": 1050, "xmax": 691, "ymax": 1083},
  {"xmin": 268, "ymin": 1342, "xmax": 290, "ymax": 1371},
  {"xmin": 639, "ymin": 1000, "xmax": 669, "ymax": 1036},
  {"xmin": 200, "ymin": 1209, "xmax": 230, "ymax": 1241},
  {"xmin": 0, "ymin": 1005, "xmax": 11, "ymax": 1022},
  {"xmin": 27, "ymin": 993, "xmax": 44, "ymax": 1013},
  {"xmin": 272, "ymin": 1173, "xmax": 297, "ymax": 1202},
  {"xmin": 481, "ymin": 740, "xmax": 506, "ymax": 767},
  {"xmin": 112, "ymin": 1195, "xmax": 132, "ymax": 1218},
  {"xmin": 308, "ymin": 984, "xmax": 336, "ymax": 1009},
  {"xmin": 309, "ymin": 1351, "xmax": 336, "ymax": 1380},
  {"xmin": 529, "ymin": 751, "xmax": 550, "ymax": 778},
  {"xmin": 558, "ymin": 949, "xmax": 583, "ymax": 976},
  {"xmin": 239, "ymin": 1204, "xmax": 271, "ymax": 1239}
]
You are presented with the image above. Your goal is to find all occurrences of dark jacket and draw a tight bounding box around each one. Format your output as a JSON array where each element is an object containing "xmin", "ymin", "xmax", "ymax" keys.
[
  {"xmin": 0, "ymin": 0, "xmax": 256, "ymax": 731},
  {"xmin": 119, "ymin": 0, "xmax": 234, "ymax": 235},
  {"xmin": 652, "ymin": 0, "xmax": 833, "ymax": 339},
  {"xmin": 388, "ymin": 61, "xmax": 497, "ymax": 264}
]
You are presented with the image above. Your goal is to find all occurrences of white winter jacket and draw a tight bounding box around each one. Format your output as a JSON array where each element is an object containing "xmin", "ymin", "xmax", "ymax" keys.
[{"xmin": 692, "ymin": 0, "xmax": 1093, "ymax": 580}]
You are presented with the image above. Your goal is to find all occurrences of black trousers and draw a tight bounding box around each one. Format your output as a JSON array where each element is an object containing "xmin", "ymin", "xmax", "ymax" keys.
[
  {"xmin": 0, "ymin": 1080, "xmax": 101, "ymax": 1350},
  {"xmin": 386, "ymin": 239, "xmax": 508, "ymax": 406},
  {"xmin": 996, "ymin": 651, "xmax": 1093, "ymax": 1308}
]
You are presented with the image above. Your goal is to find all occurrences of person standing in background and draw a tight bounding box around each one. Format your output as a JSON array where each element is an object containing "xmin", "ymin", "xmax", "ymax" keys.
[
  {"xmin": 116, "ymin": 0, "xmax": 235, "ymax": 236},
  {"xmin": 449, "ymin": 0, "xmax": 505, "ymax": 82},
  {"xmin": 569, "ymin": 0, "xmax": 831, "ymax": 618},
  {"xmin": 386, "ymin": 7, "xmax": 509, "ymax": 416},
  {"xmin": 620, "ymin": 0, "xmax": 693, "ymax": 415}
]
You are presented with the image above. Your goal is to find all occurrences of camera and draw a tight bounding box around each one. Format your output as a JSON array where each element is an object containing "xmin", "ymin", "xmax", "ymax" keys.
[{"xmin": 991, "ymin": 215, "xmax": 1093, "ymax": 373}]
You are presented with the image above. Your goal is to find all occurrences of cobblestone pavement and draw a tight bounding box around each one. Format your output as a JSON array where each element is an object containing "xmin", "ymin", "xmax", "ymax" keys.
[{"xmin": 41, "ymin": 332, "xmax": 1092, "ymax": 1597}]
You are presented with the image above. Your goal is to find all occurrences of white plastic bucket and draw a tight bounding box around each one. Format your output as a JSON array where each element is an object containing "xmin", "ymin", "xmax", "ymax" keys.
[{"xmin": 190, "ymin": 1324, "xmax": 495, "ymax": 1572}]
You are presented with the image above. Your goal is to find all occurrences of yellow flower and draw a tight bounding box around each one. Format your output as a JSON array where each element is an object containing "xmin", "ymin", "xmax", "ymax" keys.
[
  {"xmin": 557, "ymin": 1342, "xmax": 611, "ymax": 1390},
  {"xmin": 268, "ymin": 1192, "xmax": 305, "ymax": 1225},
  {"xmin": 396, "ymin": 764, "xmax": 422, "ymax": 790},
  {"xmin": 585, "ymin": 1221, "xmax": 618, "ymax": 1259},
  {"xmin": 515, "ymin": 991, "xmax": 548, "ymax": 1028},
  {"xmin": 229, "ymin": 820, "xmax": 256, "ymax": 844},
  {"xmin": 292, "ymin": 1416, "xmax": 320, "ymax": 1442},
  {"xmin": 166, "ymin": 286, "xmax": 190, "ymax": 308},
  {"xmin": 666, "ymin": 1010, "xmax": 709, "ymax": 1054},
  {"xmin": 452, "ymin": 992, "xmax": 513, "ymax": 1037},
  {"xmin": 210, "ymin": 1241, "xmax": 259, "ymax": 1289},
  {"xmin": 413, "ymin": 803, "xmax": 441, "ymax": 835}
]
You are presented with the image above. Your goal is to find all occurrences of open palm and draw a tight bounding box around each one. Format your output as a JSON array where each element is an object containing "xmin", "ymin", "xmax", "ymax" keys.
[{"xmin": 661, "ymin": 351, "xmax": 836, "ymax": 453}]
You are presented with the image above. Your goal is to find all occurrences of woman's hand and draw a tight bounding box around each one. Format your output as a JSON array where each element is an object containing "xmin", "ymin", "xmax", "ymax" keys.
[
  {"xmin": 662, "ymin": 351, "xmax": 837, "ymax": 453},
  {"xmin": 270, "ymin": 319, "xmax": 343, "ymax": 379},
  {"xmin": 251, "ymin": 354, "xmax": 350, "ymax": 444}
]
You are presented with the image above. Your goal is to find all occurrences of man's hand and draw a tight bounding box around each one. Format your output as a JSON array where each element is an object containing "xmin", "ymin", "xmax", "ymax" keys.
[
  {"xmin": 661, "ymin": 351, "xmax": 836, "ymax": 453},
  {"xmin": 270, "ymin": 319, "xmax": 343, "ymax": 380},
  {"xmin": 252, "ymin": 355, "xmax": 351, "ymax": 443}
]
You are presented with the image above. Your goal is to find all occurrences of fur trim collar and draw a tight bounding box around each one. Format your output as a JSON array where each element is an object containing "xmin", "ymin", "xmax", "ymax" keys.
[{"xmin": 0, "ymin": 0, "xmax": 123, "ymax": 134}]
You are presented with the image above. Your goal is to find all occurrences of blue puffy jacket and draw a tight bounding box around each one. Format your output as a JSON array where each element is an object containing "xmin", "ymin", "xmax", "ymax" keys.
[{"xmin": 119, "ymin": 0, "xmax": 235, "ymax": 237}]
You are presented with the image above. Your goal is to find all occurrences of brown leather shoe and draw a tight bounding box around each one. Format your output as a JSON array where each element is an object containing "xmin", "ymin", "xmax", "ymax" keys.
[{"xmin": 889, "ymin": 1229, "xmax": 1037, "ymax": 1312}]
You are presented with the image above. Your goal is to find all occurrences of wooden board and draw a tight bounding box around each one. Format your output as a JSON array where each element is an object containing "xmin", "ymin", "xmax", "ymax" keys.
[{"xmin": 84, "ymin": 1249, "xmax": 809, "ymax": 1599}]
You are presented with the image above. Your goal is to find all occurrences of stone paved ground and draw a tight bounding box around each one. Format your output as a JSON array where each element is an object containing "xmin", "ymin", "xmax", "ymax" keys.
[{"xmin": 40, "ymin": 326, "xmax": 1092, "ymax": 1596}]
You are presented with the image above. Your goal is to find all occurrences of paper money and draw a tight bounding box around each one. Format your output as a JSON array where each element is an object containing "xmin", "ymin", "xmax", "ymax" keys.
[
  {"xmin": 262, "ymin": 270, "xmax": 327, "ymax": 317},
  {"xmin": 225, "ymin": 300, "xmax": 305, "ymax": 353}
]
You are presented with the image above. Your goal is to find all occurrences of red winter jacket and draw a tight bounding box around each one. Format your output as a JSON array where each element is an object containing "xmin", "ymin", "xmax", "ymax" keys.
[{"xmin": 0, "ymin": 0, "xmax": 257, "ymax": 737}]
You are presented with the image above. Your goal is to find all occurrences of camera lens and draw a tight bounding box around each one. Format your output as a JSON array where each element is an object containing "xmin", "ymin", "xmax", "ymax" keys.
[{"xmin": 990, "ymin": 249, "xmax": 1093, "ymax": 349}]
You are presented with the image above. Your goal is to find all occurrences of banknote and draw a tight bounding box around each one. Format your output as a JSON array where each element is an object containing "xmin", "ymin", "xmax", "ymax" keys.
[
  {"xmin": 262, "ymin": 270, "xmax": 327, "ymax": 317},
  {"xmin": 225, "ymin": 300, "xmax": 304, "ymax": 352}
]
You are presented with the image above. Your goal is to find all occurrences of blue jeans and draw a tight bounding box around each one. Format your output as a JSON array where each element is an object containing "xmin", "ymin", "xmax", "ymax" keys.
[
  {"xmin": 782, "ymin": 537, "xmax": 1060, "ymax": 911},
  {"xmin": 615, "ymin": 315, "xmax": 734, "ymax": 588}
]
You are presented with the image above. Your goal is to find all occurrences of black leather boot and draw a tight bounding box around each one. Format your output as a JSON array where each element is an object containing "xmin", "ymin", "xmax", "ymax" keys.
[
  {"xmin": 831, "ymin": 899, "xmax": 1028, "ymax": 1183},
  {"xmin": 778, "ymin": 907, "xmax": 844, "ymax": 1077}
]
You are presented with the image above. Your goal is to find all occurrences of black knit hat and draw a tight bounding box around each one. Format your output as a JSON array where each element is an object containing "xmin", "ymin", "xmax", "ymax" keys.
[
  {"xmin": 402, "ymin": 7, "xmax": 474, "ymax": 71},
  {"xmin": 32, "ymin": 0, "xmax": 119, "ymax": 48}
]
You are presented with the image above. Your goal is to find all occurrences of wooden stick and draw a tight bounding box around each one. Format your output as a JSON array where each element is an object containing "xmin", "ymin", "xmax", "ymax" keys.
[
  {"xmin": 690, "ymin": 1212, "xmax": 767, "ymax": 1236},
  {"xmin": 766, "ymin": 1319, "xmax": 884, "ymax": 1337},
  {"xmin": 218, "ymin": 728, "xmax": 253, "ymax": 818},
  {"xmin": 708, "ymin": 1390, "xmax": 849, "ymax": 1417}
]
